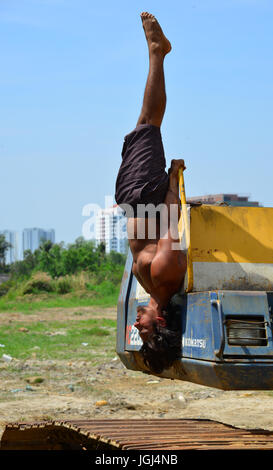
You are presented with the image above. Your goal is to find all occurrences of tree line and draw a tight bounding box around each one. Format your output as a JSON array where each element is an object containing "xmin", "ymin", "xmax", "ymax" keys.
[{"xmin": 0, "ymin": 235, "xmax": 126, "ymax": 281}]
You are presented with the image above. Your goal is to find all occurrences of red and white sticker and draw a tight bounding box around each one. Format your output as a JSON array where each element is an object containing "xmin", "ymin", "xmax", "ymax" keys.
[{"xmin": 126, "ymin": 324, "xmax": 143, "ymax": 346}]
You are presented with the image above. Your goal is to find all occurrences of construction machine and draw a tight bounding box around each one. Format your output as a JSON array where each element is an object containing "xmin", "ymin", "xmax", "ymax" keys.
[{"xmin": 116, "ymin": 170, "xmax": 273, "ymax": 390}]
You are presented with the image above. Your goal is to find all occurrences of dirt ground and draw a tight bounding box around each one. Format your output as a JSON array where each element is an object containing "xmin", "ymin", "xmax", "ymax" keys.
[{"xmin": 0, "ymin": 306, "xmax": 273, "ymax": 442}]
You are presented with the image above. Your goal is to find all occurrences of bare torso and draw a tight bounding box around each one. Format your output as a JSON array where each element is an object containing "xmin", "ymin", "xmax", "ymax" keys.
[{"xmin": 128, "ymin": 215, "xmax": 186, "ymax": 308}]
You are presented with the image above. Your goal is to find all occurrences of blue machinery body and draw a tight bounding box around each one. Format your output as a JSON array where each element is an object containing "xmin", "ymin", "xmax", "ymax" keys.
[{"xmin": 116, "ymin": 250, "xmax": 273, "ymax": 390}]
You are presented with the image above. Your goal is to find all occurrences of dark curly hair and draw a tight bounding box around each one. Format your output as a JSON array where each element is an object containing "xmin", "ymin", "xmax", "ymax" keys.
[{"xmin": 139, "ymin": 296, "xmax": 183, "ymax": 374}]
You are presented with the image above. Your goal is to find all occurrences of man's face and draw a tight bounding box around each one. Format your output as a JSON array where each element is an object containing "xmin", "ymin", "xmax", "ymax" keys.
[{"xmin": 134, "ymin": 306, "xmax": 156, "ymax": 342}]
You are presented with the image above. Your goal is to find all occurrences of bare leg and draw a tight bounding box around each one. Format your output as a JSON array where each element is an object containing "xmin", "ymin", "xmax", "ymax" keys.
[{"xmin": 137, "ymin": 12, "xmax": 171, "ymax": 128}]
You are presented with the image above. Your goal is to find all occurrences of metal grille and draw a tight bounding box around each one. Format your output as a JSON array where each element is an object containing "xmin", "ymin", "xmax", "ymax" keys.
[{"xmin": 225, "ymin": 315, "xmax": 268, "ymax": 346}]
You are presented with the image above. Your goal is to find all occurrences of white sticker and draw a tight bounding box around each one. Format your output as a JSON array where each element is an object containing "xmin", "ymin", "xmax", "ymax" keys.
[
  {"xmin": 136, "ymin": 282, "xmax": 150, "ymax": 301},
  {"xmin": 182, "ymin": 337, "xmax": 206, "ymax": 349}
]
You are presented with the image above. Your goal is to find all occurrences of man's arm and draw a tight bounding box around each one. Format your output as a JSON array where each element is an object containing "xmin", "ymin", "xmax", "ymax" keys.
[{"xmin": 150, "ymin": 160, "xmax": 187, "ymax": 293}]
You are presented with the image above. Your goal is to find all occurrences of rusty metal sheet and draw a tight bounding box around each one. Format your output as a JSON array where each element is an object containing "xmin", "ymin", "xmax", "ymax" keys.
[{"xmin": 2, "ymin": 419, "xmax": 273, "ymax": 450}]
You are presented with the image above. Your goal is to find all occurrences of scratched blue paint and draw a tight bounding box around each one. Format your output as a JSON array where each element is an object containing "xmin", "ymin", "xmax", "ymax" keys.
[
  {"xmin": 116, "ymin": 251, "xmax": 133, "ymax": 356},
  {"xmin": 181, "ymin": 292, "xmax": 215, "ymax": 361},
  {"xmin": 125, "ymin": 275, "xmax": 147, "ymax": 351}
]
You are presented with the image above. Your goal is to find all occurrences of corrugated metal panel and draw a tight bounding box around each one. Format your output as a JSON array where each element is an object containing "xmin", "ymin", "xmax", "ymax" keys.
[{"xmin": 2, "ymin": 419, "xmax": 273, "ymax": 450}]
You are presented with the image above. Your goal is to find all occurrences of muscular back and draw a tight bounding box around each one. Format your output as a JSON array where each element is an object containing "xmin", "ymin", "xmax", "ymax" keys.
[{"xmin": 128, "ymin": 217, "xmax": 186, "ymax": 306}]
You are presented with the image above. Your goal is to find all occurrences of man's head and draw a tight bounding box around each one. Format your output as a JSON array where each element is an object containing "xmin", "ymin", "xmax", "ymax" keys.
[
  {"xmin": 134, "ymin": 303, "xmax": 182, "ymax": 374},
  {"xmin": 134, "ymin": 305, "xmax": 166, "ymax": 342}
]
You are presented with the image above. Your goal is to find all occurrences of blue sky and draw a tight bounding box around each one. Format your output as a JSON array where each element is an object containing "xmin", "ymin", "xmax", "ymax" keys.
[{"xmin": 1, "ymin": 0, "xmax": 273, "ymax": 247}]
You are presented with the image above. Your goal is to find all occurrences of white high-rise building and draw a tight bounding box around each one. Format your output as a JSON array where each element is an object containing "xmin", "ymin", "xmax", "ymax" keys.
[
  {"xmin": 95, "ymin": 205, "xmax": 127, "ymax": 254},
  {"xmin": 0, "ymin": 230, "xmax": 19, "ymax": 264},
  {"xmin": 22, "ymin": 228, "xmax": 55, "ymax": 255}
]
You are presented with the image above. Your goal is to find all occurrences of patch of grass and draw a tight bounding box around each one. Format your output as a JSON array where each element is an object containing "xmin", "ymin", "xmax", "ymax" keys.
[
  {"xmin": 0, "ymin": 268, "xmax": 122, "ymax": 314},
  {"xmin": 56, "ymin": 277, "xmax": 72, "ymax": 294},
  {"xmin": 22, "ymin": 272, "xmax": 54, "ymax": 295},
  {"xmin": 0, "ymin": 318, "xmax": 117, "ymax": 361},
  {"xmin": 79, "ymin": 327, "xmax": 110, "ymax": 336},
  {"xmin": 0, "ymin": 289, "xmax": 119, "ymax": 313}
]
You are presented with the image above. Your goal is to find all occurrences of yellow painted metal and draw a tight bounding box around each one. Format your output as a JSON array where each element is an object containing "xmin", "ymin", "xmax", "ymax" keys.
[
  {"xmin": 178, "ymin": 168, "xmax": 193, "ymax": 292},
  {"xmin": 190, "ymin": 205, "xmax": 273, "ymax": 264}
]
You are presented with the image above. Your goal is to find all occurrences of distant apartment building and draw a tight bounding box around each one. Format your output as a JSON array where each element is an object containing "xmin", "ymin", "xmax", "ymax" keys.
[
  {"xmin": 95, "ymin": 205, "xmax": 127, "ymax": 254},
  {"xmin": 22, "ymin": 228, "xmax": 55, "ymax": 255},
  {"xmin": 187, "ymin": 193, "xmax": 260, "ymax": 207},
  {"xmin": 0, "ymin": 230, "xmax": 19, "ymax": 264}
]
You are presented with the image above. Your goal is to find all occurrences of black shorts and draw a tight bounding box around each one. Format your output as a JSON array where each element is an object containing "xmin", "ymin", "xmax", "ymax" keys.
[{"xmin": 115, "ymin": 124, "xmax": 169, "ymax": 217}]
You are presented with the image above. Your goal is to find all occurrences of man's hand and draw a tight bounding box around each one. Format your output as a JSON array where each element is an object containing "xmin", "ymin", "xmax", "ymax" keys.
[
  {"xmin": 168, "ymin": 159, "xmax": 186, "ymax": 179},
  {"xmin": 167, "ymin": 159, "xmax": 186, "ymax": 195}
]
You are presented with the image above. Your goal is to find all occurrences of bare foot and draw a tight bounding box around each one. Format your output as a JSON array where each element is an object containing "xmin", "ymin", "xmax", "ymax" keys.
[{"xmin": 140, "ymin": 12, "xmax": 172, "ymax": 56}]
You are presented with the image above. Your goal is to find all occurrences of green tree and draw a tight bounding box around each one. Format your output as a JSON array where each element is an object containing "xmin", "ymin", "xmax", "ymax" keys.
[
  {"xmin": 0, "ymin": 234, "xmax": 11, "ymax": 271},
  {"xmin": 62, "ymin": 239, "xmax": 98, "ymax": 274},
  {"xmin": 36, "ymin": 241, "xmax": 65, "ymax": 278},
  {"xmin": 10, "ymin": 250, "xmax": 37, "ymax": 279},
  {"xmin": 7, "ymin": 236, "xmax": 126, "ymax": 286}
]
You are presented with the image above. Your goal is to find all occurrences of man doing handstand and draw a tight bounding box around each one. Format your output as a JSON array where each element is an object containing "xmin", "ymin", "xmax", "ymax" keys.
[{"xmin": 115, "ymin": 12, "xmax": 187, "ymax": 374}]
